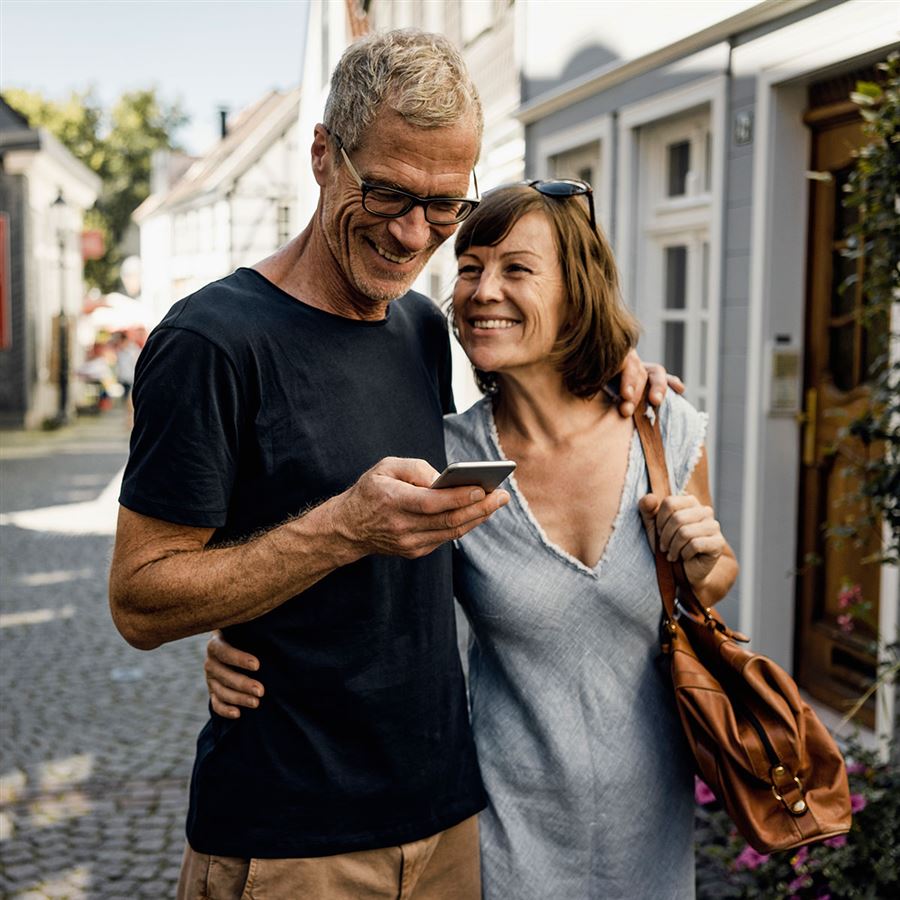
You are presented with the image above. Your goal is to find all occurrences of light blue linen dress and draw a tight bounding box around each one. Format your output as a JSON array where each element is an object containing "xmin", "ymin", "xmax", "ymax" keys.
[{"xmin": 444, "ymin": 392, "xmax": 707, "ymax": 900}]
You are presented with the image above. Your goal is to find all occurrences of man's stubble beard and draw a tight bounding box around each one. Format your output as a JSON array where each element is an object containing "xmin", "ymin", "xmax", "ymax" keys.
[{"xmin": 321, "ymin": 202, "xmax": 440, "ymax": 305}]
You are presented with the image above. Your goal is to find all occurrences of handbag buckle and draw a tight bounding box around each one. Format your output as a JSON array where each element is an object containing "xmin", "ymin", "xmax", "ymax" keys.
[{"xmin": 770, "ymin": 766, "xmax": 808, "ymax": 816}]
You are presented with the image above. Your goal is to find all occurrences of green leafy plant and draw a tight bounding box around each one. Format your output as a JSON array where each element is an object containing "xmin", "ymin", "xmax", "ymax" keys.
[{"xmin": 834, "ymin": 52, "xmax": 900, "ymax": 567}]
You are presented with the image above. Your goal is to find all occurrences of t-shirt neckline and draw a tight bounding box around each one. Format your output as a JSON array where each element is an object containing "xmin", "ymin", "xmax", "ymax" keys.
[{"xmin": 239, "ymin": 267, "xmax": 393, "ymax": 327}]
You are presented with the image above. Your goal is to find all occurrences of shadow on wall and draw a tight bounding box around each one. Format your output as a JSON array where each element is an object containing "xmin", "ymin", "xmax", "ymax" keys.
[{"xmin": 523, "ymin": 43, "xmax": 621, "ymax": 103}]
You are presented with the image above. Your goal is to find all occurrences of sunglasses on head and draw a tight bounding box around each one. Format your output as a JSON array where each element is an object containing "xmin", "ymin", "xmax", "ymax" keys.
[{"xmin": 527, "ymin": 179, "xmax": 596, "ymax": 230}]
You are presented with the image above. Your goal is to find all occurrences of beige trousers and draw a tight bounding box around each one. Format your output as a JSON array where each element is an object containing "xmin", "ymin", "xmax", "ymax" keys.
[{"xmin": 176, "ymin": 815, "xmax": 480, "ymax": 900}]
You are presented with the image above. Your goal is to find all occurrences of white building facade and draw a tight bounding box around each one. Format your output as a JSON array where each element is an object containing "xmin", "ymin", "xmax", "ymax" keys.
[
  {"xmin": 0, "ymin": 100, "xmax": 101, "ymax": 427},
  {"xmin": 517, "ymin": 0, "xmax": 898, "ymax": 746},
  {"xmin": 135, "ymin": 88, "xmax": 302, "ymax": 325}
]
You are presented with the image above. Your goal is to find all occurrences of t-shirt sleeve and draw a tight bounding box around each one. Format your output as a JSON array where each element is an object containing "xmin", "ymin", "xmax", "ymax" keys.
[
  {"xmin": 658, "ymin": 392, "xmax": 709, "ymax": 495},
  {"xmin": 439, "ymin": 333, "xmax": 456, "ymax": 416},
  {"xmin": 119, "ymin": 326, "xmax": 245, "ymax": 527}
]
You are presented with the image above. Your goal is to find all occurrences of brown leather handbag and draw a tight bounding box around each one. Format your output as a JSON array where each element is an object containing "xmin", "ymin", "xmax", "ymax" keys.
[{"xmin": 633, "ymin": 391, "xmax": 852, "ymax": 853}]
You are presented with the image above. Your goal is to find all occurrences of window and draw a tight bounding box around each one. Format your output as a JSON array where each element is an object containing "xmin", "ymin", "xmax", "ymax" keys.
[
  {"xmin": 667, "ymin": 141, "xmax": 690, "ymax": 196},
  {"xmin": 549, "ymin": 141, "xmax": 600, "ymax": 189},
  {"xmin": 635, "ymin": 109, "xmax": 714, "ymax": 413},
  {"xmin": 277, "ymin": 205, "xmax": 292, "ymax": 246}
]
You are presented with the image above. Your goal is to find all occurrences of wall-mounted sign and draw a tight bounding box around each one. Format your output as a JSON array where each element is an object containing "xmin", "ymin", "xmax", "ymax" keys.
[
  {"xmin": 769, "ymin": 336, "xmax": 801, "ymax": 416},
  {"xmin": 734, "ymin": 111, "xmax": 753, "ymax": 146}
]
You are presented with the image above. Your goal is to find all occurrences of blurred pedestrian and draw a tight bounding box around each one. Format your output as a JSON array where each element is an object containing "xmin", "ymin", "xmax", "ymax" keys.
[
  {"xmin": 111, "ymin": 331, "xmax": 140, "ymax": 425},
  {"xmin": 76, "ymin": 341, "xmax": 117, "ymax": 412}
]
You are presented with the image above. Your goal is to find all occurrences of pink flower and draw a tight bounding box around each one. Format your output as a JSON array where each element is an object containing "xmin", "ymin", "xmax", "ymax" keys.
[
  {"xmin": 850, "ymin": 793, "xmax": 867, "ymax": 813},
  {"xmin": 788, "ymin": 873, "xmax": 812, "ymax": 892},
  {"xmin": 694, "ymin": 776, "xmax": 716, "ymax": 805},
  {"xmin": 838, "ymin": 583, "xmax": 863, "ymax": 608},
  {"xmin": 846, "ymin": 761, "xmax": 867, "ymax": 775},
  {"xmin": 825, "ymin": 834, "xmax": 848, "ymax": 848},
  {"xmin": 836, "ymin": 613, "xmax": 854, "ymax": 633},
  {"xmin": 791, "ymin": 846, "xmax": 809, "ymax": 869},
  {"xmin": 734, "ymin": 845, "xmax": 770, "ymax": 870}
]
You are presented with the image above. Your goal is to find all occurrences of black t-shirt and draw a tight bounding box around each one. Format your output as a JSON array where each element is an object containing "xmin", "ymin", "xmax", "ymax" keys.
[{"xmin": 119, "ymin": 268, "xmax": 486, "ymax": 857}]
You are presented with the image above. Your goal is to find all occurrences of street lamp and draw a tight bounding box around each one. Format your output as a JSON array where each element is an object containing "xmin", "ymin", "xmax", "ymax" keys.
[{"xmin": 51, "ymin": 191, "xmax": 69, "ymax": 426}]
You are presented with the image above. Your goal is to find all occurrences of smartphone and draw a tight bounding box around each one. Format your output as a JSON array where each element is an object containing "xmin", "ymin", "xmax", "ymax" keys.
[{"xmin": 431, "ymin": 460, "xmax": 516, "ymax": 492}]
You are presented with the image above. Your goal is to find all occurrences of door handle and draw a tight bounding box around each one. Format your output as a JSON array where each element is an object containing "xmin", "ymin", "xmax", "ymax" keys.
[{"xmin": 796, "ymin": 387, "xmax": 818, "ymax": 466}]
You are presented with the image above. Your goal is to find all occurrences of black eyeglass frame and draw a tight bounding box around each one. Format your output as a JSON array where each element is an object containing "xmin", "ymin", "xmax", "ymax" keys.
[
  {"xmin": 327, "ymin": 129, "xmax": 481, "ymax": 226},
  {"xmin": 528, "ymin": 178, "xmax": 596, "ymax": 230}
]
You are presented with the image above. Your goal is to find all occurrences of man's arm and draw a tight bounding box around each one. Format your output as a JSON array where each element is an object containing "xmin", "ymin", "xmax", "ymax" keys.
[
  {"xmin": 109, "ymin": 456, "xmax": 508, "ymax": 650},
  {"xmin": 617, "ymin": 349, "xmax": 684, "ymax": 417}
]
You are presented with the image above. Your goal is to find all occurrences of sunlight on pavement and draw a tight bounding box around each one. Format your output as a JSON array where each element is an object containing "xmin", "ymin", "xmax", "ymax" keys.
[
  {"xmin": 28, "ymin": 790, "xmax": 92, "ymax": 828},
  {"xmin": 0, "ymin": 606, "xmax": 76, "ymax": 629},
  {"xmin": 0, "ymin": 467, "xmax": 124, "ymax": 535},
  {"xmin": 15, "ymin": 569, "xmax": 93, "ymax": 587},
  {"xmin": 1, "ymin": 755, "xmax": 95, "ymax": 829},
  {"xmin": 0, "ymin": 769, "xmax": 26, "ymax": 805},
  {"xmin": 38, "ymin": 754, "xmax": 93, "ymax": 792},
  {"xmin": 29, "ymin": 866, "xmax": 91, "ymax": 900}
]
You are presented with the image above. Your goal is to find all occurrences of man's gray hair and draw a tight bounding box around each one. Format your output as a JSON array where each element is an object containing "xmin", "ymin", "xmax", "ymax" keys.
[{"xmin": 324, "ymin": 29, "xmax": 483, "ymax": 153}]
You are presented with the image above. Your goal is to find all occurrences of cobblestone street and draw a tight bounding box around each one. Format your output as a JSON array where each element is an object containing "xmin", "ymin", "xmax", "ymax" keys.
[{"xmin": 1, "ymin": 411, "xmax": 209, "ymax": 898}]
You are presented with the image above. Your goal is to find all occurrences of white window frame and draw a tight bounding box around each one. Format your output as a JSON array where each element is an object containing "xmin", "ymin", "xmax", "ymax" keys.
[
  {"xmin": 639, "ymin": 110, "xmax": 714, "ymax": 417},
  {"xmin": 534, "ymin": 116, "xmax": 613, "ymax": 238},
  {"xmin": 616, "ymin": 76, "xmax": 727, "ymax": 487}
]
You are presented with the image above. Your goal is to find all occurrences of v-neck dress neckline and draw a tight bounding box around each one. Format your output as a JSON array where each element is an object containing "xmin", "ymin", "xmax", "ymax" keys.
[{"xmin": 480, "ymin": 398, "xmax": 642, "ymax": 578}]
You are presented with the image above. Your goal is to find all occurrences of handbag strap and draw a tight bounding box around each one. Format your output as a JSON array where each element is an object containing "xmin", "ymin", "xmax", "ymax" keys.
[{"xmin": 632, "ymin": 387, "xmax": 702, "ymax": 623}]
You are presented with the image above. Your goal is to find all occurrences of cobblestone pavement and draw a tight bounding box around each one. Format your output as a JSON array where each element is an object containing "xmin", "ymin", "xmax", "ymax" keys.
[{"xmin": 1, "ymin": 411, "xmax": 209, "ymax": 898}]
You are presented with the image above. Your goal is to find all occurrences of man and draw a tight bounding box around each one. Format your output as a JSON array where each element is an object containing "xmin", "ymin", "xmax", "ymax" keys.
[{"xmin": 110, "ymin": 29, "xmax": 669, "ymax": 899}]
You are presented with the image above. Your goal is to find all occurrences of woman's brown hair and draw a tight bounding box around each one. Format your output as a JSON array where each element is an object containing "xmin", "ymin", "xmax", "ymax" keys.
[{"xmin": 452, "ymin": 184, "xmax": 640, "ymax": 399}]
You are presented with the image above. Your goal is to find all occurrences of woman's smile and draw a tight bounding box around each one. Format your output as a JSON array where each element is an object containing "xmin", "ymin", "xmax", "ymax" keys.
[{"xmin": 468, "ymin": 317, "xmax": 522, "ymax": 331}]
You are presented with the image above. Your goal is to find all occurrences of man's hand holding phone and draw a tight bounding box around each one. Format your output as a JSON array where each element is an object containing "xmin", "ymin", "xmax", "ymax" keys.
[{"xmin": 328, "ymin": 457, "xmax": 510, "ymax": 560}]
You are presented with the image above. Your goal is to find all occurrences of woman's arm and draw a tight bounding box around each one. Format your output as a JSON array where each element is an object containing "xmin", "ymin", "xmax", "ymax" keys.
[{"xmin": 638, "ymin": 445, "xmax": 738, "ymax": 607}]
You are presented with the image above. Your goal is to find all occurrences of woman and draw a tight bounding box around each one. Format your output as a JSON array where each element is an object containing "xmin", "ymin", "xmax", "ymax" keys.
[{"xmin": 205, "ymin": 183, "xmax": 737, "ymax": 898}]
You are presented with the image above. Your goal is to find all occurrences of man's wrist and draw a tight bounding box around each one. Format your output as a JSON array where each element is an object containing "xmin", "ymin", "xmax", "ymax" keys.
[{"xmin": 294, "ymin": 494, "xmax": 366, "ymax": 569}]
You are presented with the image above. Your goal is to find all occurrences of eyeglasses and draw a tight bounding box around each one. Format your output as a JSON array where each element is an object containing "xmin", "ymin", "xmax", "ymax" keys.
[
  {"xmin": 528, "ymin": 179, "xmax": 596, "ymax": 230},
  {"xmin": 328, "ymin": 130, "xmax": 480, "ymax": 226}
]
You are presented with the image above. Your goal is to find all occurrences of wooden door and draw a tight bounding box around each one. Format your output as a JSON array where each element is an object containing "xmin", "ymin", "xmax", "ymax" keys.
[{"xmin": 795, "ymin": 105, "xmax": 883, "ymax": 728}]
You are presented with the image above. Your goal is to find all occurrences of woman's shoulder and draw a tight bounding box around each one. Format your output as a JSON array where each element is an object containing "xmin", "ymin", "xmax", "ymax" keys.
[
  {"xmin": 443, "ymin": 396, "xmax": 493, "ymax": 460},
  {"xmin": 657, "ymin": 390, "xmax": 708, "ymax": 492}
]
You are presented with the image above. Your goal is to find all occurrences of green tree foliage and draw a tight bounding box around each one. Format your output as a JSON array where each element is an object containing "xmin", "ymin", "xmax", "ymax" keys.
[{"xmin": 2, "ymin": 87, "xmax": 186, "ymax": 292}]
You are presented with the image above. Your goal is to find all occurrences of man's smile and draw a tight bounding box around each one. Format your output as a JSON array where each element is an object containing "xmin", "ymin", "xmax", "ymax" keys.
[{"xmin": 366, "ymin": 237, "xmax": 419, "ymax": 266}]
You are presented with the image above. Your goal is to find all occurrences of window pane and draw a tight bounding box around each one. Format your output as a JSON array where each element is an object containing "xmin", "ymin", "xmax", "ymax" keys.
[
  {"xmin": 667, "ymin": 140, "xmax": 690, "ymax": 196},
  {"xmin": 704, "ymin": 131, "xmax": 712, "ymax": 192},
  {"xmin": 700, "ymin": 320, "xmax": 708, "ymax": 387},
  {"xmin": 828, "ymin": 323, "xmax": 856, "ymax": 391},
  {"xmin": 665, "ymin": 246, "xmax": 688, "ymax": 309},
  {"xmin": 831, "ymin": 250, "xmax": 857, "ymax": 317},
  {"xmin": 833, "ymin": 166, "xmax": 858, "ymax": 239},
  {"xmin": 701, "ymin": 241, "xmax": 710, "ymax": 310},
  {"xmin": 664, "ymin": 321, "xmax": 685, "ymax": 377},
  {"xmin": 860, "ymin": 311, "xmax": 888, "ymax": 381}
]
